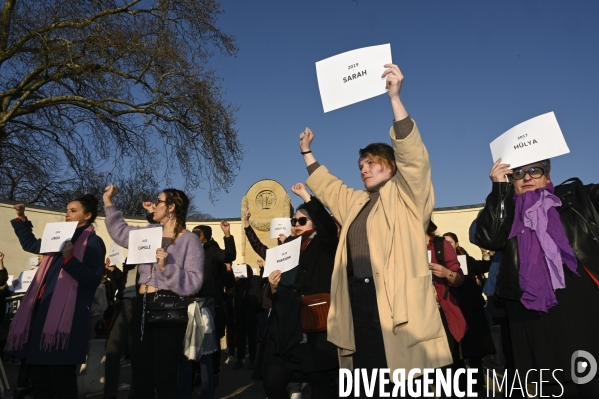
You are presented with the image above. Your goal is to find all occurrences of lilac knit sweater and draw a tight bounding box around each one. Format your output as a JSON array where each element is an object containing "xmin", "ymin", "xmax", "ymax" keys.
[{"xmin": 104, "ymin": 205, "xmax": 204, "ymax": 296}]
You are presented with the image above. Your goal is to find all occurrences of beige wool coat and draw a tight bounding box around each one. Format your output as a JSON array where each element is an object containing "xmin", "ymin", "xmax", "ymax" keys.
[{"xmin": 306, "ymin": 121, "xmax": 453, "ymax": 375}]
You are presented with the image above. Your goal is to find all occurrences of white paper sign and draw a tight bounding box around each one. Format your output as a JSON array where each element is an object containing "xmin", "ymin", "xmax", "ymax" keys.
[
  {"xmin": 490, "ymin": 112, "xmax": 569, "ymax": 169},
  {"xmin": 28, "ymin": 257, "xmax": 39, "ymax": 269},
  {"xmin": 7, "ymin": 275, "xmax": 14, "ymax": 292},
  {"xmin": 315, "ymin": 44, "xmax": 392, "ymax": 112},
  {"xmin": 233, "ymin": 264, "xmax": 248, "ymax": 279},
  {"xmin": 39, "ymin": 222, "xmax": 78, "ymax": 253},
  {"xmin": 270, "ymin": 218, "xmax": 292, "ymax": 239},
  {"xmin": 109, "ymin": 242, "xmax": 125, "ymax": 266},
  {"xmin": 15, "ymin": 270, "xmax": 36, "ymax": 293},
  {"xmin": 457, "ymin": 255, "xmax": 468, "ymax": 275},
  {"xmin": 427, "ymin": 250, "xmax": 432, "ymax": 263},
  {"xmin": 263, "ymin": 238, "xmax": 302, "ymax": 279},
  {"xmin": 126, "ymin": 228, "xmax": 163, "ymax": 265}
]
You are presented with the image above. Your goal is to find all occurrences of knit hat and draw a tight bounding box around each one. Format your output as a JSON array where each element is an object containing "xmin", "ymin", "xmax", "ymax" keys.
[{"xmin": 194, "ymin": 225, "xmax": 212, "ymax": 241}]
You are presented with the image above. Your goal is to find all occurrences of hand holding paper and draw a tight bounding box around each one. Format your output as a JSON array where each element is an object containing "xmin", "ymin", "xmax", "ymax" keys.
[
  {"xmin": 268, "ymin": 270, "xmax": 281, "ymax": 294},
  {"xmin": 156, "ymin": 247, "xmax": 168, "ymax": 271},
  {"xmin": 489, "ymin": 158, "xmax": 513, "ymax": 183}
]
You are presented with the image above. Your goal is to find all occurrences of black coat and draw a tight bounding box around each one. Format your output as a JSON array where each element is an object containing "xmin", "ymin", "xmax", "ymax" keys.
[
  {"xmin": 474, "ymin": 179, "xmax": 599, "ymax": 379},
  {"xmin": 10, "ymin": 220, "xmax": 105, "ymax": 365},
  {"xmin": 195, "ymin": 236, "xmax": 236, "ymax": 298},
  {"xmin": 253, "ymin": 197, "xmax": 339, "ymax": 379},
  {"xmin": 474, "ymin": 179, "xmax": 599, "ymax": 300}
]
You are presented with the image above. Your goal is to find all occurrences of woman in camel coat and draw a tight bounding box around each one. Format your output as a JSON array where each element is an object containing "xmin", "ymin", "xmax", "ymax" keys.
[{"xmin": 299, "ymin": 64, "xmax": 452, "ymax": 388}]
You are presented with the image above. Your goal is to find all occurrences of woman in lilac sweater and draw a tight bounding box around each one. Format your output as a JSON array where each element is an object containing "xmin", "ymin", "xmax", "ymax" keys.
[{"xmin": 103, "ymin": 185, "xmax": 203, "ymax": 399}]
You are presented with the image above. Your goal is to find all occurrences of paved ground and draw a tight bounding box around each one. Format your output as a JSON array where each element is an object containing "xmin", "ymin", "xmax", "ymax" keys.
[{"xmin": 1, "ymin": 353, "xmax": 309, "ymax": 399}]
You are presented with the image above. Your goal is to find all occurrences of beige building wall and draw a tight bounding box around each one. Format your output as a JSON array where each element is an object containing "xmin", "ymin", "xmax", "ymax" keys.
[
  {"xmin": 432, "ymin": 204, "xmax": 485, "ymax": 257},
  {"xmin": 0, "ymin": 201, "xmax": 488, "ymax": 276},
  {"xmin": 0, "ymin": 202, "xmax": 243, "ymax": 276}
]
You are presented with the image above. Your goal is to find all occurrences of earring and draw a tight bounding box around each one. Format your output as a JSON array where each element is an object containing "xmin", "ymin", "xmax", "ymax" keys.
[{"xmin": 167, "ymin": 212, "xmax": 174, "ymax": 220}]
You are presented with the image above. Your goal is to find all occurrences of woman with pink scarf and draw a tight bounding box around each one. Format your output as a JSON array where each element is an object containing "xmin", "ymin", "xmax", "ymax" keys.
[
  {"xmin": 475, "ymin": 158, "xmax": 599, "ymax": 397},
  {"xmin": 7, "ymin": 195, "xmax": 106, "ymax": 398}
]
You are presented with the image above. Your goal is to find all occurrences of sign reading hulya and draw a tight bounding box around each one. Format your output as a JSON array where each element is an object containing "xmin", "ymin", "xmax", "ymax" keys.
[{"xmin": 490, "ymin": 112, "xmax": 570, "ymax": 169}]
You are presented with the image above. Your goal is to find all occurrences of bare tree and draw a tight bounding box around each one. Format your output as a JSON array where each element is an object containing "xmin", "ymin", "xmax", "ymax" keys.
[{"xmin": 0, "ymin": 0, "xmax": 242, "ymax": 201}]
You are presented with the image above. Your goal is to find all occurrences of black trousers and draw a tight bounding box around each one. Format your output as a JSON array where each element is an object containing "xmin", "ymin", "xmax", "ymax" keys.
[
  {"xmin": 349, "ymin": 277, "xmax": 388, "ymax": 399},
  {"xmin": 104, "ymin": 297, "xmax": 134, "ymax": 398},
  {"xmin": 235, "ymin": 308, "xmax": 258, "ymax": 362},
  {"xmin": 30, "ymin": 364, "xmax": 77, "ymax": 399},
  {"xmin": 130, "ymin": 292, "xmax": 187, "ymax": 399}
]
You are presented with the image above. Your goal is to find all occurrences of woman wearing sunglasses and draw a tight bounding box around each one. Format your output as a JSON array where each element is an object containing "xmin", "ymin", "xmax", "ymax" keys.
[
  {"xmin": 245, "ymin": 183, "xmax": 339, "ymax": 399},
  {"xmin": 299, "ymin": 64, "xmax": 452, "ymax": 396},
  {"xmin": 475, "ymin": 158, "xmax": 599, "ymax": 396},
  {"xmin": 103, "ymin": 185, "xmax": 203, "ymax": 399}
]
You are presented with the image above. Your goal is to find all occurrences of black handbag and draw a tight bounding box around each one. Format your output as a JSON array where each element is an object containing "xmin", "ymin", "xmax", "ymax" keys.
[
  {"xmin": 145, "ymin": 293, "xmax": 188, "ymax": 327},
  {"xmin": 142, "ymin": 264, "xmax": 189, "ymax": 328}
]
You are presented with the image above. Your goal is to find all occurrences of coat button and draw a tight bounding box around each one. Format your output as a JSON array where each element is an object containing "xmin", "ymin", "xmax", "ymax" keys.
[{"xmin": 365, "ymin": 278, "xmax": 370, "ymax": 283}]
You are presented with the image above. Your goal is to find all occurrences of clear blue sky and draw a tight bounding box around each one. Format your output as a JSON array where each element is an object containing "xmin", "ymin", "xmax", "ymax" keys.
[{"xmin": 189, "ymin": 1, "xmax": 599, "ymax": 218}]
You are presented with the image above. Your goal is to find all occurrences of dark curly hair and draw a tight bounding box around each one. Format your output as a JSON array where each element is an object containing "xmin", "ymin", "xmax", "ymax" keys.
[
  {"xmin": 74, "ymin": 194, "xmax": 100, "ymax": 224},
  {"xmin": 163, "ymin": 188, "xmax": 190, "ymax": 243}
]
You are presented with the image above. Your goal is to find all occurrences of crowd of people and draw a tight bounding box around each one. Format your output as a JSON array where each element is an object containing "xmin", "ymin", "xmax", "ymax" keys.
[{"xmin": 0, "ymin": 62, "xmax": 597, "ymax": 399}]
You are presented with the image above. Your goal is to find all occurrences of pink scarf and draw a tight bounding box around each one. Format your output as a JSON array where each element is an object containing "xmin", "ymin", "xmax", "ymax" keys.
[{"xmin": 6, "ymin": 225, "xmax": 95, "ymax": 352}]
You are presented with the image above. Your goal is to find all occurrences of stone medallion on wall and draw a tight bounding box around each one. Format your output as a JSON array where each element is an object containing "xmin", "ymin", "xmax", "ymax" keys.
[{"xmin": 241, "ymin": 179, "xmax": 293, "ymax": 267}]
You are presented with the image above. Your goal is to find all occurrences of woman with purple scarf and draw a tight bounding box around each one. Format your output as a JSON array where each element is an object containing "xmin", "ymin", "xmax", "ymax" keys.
[
  {"xmin": 475, "ymin": 158, "xmax": 599, "ymax": 397},
  {"xmin": 7, "ymin": 195, "xmax": 106, "ymax": 399}
]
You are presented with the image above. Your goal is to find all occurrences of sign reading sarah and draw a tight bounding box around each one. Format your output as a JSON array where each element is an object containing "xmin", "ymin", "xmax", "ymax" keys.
[{"xmin": 315, "ymin": 44, "xmax": 392, "ymax": 113}]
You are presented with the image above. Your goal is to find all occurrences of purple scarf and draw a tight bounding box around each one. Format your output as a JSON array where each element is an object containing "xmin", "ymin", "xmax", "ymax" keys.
[
  {"xmin": 508, "ymin": 183, "xmax": 578, "ymax": 312},
  {"xmin": 6, "ymin": 225, "xmax": 95, "ymax": 352}
]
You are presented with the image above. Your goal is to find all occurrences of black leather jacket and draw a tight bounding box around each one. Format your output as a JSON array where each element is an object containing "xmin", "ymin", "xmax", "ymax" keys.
[{"xmin": 475, "ymin": 178, "xmax": 599, "ymax": 300}]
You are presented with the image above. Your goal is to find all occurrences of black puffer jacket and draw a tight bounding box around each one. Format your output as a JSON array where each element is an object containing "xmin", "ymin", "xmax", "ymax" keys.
[{"xmin": 474, "ymin": 178, "xmax": 599, "ymax": 300}]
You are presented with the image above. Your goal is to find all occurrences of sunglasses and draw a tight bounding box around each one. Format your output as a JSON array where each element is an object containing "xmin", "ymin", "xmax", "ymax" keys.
[
  {"xmin": 290, "ymin": 217, "xmax": 309, "ymax": 227},
  {"xmin": 511, "ymin": 166, "xmax": 545, "ymax": 181}
]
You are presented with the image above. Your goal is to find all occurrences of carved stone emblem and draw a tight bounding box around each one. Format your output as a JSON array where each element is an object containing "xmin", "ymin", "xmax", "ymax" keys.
[{"xmin": 255, "ymin": 190, "xmax": 276, "ymax": 210}]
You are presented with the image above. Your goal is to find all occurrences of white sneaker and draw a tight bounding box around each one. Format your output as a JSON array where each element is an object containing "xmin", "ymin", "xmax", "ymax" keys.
[{"xmin": 225, "ymin": 355, "xmax": 234, "ymax": 365}]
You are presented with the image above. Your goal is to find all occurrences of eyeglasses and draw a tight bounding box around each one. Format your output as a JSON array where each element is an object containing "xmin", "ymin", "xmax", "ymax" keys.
[
  {"xmin": 153, "ymin": 199, "xmax": 166, "ymax": 205},
  {"xmin": 290, "ymin": 217, "xmax": 309, "ymax": 227},
  {"xmin": 511, "ymin": 166, "xmax": 545, "ymax": 181}
]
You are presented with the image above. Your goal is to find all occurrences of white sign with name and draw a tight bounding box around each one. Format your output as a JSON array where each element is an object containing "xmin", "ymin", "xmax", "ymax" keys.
[
  {"xmin": 126, "ymin": 228, "xmax": 163, "ymax": 265},
  {"xmin": 457, "ymin": 255, "xmax": 468, "ymax": 276},
  {"xmin": 263, "ymin": 238, "xmax": 302, "ymax": 279},
  {"xmin": 315, "ymin": 44, "xmax": 392, "ymax": 112},
  {"xmin": 270, "ymin": 218, "xmax": 292, "ymax": 239},
  {"xmin": 15, "ymin": 270, "xmax": 37, "ymax": 293},
  {"xmin": 490, "ymin": 112, "xmax": 570, "ymax": 169},
  {"xmin": 233, "ymin": 264, "xmax": 248, "ymax": 279},
  {"xmin": 29, "ymin": 257, "xmax": 39, "ymax": 269},
  {"xmin": 39, "ymin": 221, "xmax": 78, "ymax": 254},
  {"xmin": 109, "ymin": 242, "xmax": 126, "ymax": 266}
]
